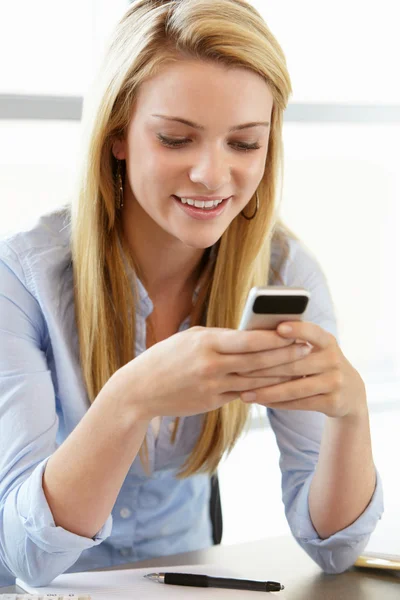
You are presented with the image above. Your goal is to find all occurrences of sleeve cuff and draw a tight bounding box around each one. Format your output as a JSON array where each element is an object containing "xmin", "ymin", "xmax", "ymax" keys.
[
  {"xmin": 289, "ymin": 466, "xmax": 384, "ymax": 549},
  {"xmin": 16, "ymin": 458, "xmax": 113, "ymax": 554}
]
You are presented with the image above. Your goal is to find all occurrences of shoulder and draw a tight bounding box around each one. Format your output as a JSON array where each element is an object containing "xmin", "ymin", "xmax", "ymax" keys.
[
  {"xmin": 270, "ymin": 226, "xmax": 338, "ymax": 338},
  {"xmin": 0, "ymin": 205, "xmax": 72, "ymax": 295},
  {"xmin": 270, "ymin": 225, "xmax": 325, "ymax": 284},
  {"xmin": 0, "ymin": 204, "xmax": 71, "ymax": 257}
]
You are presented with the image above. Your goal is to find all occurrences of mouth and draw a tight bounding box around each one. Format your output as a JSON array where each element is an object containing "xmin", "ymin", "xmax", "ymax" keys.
[{"xmin": 172, "ymin": 195, "xmax": 232, "ymax": 220}]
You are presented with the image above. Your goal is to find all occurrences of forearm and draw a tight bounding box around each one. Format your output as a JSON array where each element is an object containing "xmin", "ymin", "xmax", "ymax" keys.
[
  {"xmin": 308, "ymin": 396, "xmax": 376, "ymax": 539},
  {"xmin": 43, "ymin": 370, "xmax": 150, "ymax": 539}
]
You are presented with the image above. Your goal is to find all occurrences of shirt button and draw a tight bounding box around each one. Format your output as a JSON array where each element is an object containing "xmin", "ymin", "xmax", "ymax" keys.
[
  {"xmin": 120, "ymin": 507, "xmax": 131, "ymax": 519},
  {"xmin": 120, "ymin": 548, "xmax": 131, "ymax": 557}
]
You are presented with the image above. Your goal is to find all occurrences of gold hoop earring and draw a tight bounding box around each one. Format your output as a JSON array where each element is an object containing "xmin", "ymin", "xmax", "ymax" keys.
[
  {"xmin": 116, "ymin": 159, "xmax": 124, "ymax": 210},
  {"xmin": 240, "ymin": 191, "xmax": 259, "ymax": 220}
]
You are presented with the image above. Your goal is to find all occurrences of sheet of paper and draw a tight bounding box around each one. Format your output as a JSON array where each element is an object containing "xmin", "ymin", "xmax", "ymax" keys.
[{"xmin": 17, "ymin": 563, "xmax": 286, "ymax": 599}]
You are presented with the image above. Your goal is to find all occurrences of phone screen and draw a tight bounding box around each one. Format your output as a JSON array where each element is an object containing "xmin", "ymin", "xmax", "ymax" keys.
[
  {"xmin": 252, "ymin": 294, "xmax": 309, "ymax": 315},
  {"xmin": 239, "ymin": 286, "xmax": 310, "ymax": 331}
]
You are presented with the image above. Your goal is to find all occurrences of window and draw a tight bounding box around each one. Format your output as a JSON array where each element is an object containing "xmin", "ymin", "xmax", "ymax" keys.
[
  {"xmin": 0, "ymin": 0, "xmax": 128, "ymax": 96},
  {"xmin": 251, "ymin": 0, "xmax": 400, "ymax": 104}
]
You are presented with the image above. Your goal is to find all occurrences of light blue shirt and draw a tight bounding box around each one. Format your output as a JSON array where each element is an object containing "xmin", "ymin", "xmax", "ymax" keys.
[{"xmin": 0, "ymin": 207, "xmax": 383, "ymax": 587}]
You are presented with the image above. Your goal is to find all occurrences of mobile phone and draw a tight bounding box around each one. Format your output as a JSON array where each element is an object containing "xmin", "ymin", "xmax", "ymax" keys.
[{"xmin": 238, "ymin": 286, "xmax": 310, "ymax": 331}]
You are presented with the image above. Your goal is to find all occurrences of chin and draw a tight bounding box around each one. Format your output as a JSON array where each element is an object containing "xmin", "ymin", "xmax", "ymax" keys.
[{"xmin": 177, "ymin": 232, "xmax": 222, "ymax": 250}]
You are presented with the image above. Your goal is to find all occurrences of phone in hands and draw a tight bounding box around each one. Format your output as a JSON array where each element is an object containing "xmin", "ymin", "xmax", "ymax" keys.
[{"xmin": 238, "ymin": 286, "xmax": 310, "ymax": 331}]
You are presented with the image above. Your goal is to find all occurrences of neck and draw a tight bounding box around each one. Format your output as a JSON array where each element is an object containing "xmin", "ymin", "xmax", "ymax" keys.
[{"xmin": 121, "ymin": 199, "xmax": 208, "ymax": 300}]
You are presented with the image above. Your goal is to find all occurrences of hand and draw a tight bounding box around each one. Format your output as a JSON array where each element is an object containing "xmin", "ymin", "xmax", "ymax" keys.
[
  {"xmin": 240, "ymin": 321, "xmax": 367, "ymax": 419},
  {"xmin": 112, "ymin": 326, "xmax": 303, "ymax": 420}
]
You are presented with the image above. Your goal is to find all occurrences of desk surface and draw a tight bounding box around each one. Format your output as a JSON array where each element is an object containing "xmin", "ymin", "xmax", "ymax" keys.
[{"xmin": 1, "ymin": 535, "xmax": 399, "ymax": 598}]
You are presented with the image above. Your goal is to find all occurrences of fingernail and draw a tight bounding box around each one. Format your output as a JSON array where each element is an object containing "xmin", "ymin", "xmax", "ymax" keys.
[
  {"xmin": 279, "ymin": 324, "xmax": 292, "ymax": 334},
  {"xmin": 297, "ymin": 344, "xmax": 312, "ymax": 356},
  {"xmin": 241, "ymin": 392, "xmax": 257, "ymax": 403}
]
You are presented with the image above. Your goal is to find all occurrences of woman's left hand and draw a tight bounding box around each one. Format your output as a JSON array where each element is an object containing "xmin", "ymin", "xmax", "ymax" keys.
[{"xmin": 240, "ymin": 321, "xmax": 367, "ymax": 419}]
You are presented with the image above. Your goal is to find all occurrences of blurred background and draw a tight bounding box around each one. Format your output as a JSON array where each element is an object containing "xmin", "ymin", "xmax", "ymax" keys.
[{"xmin": 1, "ymin": 0, "xmax": 399, "ymax": 547}]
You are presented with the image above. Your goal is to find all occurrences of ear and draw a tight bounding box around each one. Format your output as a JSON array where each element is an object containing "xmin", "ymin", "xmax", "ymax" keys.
[{"xmin": 111, "ymin": 139, "xmax": 126, "ymax": 160}]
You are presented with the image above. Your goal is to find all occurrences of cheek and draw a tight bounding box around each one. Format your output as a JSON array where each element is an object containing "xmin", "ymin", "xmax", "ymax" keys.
[
  {"xmin": 146, "ymin": 139, "xmax": 183, "ymax": 178},
  {"xmin": 238, "ymin": 156, "xmax": 266, "ymax": 188},
  {"xmin": 129, "ymin": 138, "xmax": 170, "ymax": 187}
]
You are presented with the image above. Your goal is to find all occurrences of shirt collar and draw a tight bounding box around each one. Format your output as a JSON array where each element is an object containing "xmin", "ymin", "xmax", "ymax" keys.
[{"xmin": 118, "ymin": 239, "xmax": 218, "ymax": 319}]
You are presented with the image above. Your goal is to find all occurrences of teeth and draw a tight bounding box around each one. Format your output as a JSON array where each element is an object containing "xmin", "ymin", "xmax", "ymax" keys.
[{"xmin": 179, "ymin": 198, "xmax": 223, "ymax": 209}]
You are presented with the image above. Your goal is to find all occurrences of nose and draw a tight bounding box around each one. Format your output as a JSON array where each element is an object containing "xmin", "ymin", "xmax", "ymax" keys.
[{"xmin": 188, "ymin": 146, "xmax": 231, "ymax": 191}]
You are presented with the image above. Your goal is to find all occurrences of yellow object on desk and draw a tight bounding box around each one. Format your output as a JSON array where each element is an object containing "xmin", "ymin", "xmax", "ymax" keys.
[
  {"xmin": 354, "ymin": 514, "xmax": 400, "ymax": 571},
  {"xmin": 355, "ymin": 555, "xmax": 400, "ymax": 571}
]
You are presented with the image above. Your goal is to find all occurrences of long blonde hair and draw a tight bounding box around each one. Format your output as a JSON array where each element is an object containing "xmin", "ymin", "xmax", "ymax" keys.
[{"xmin": 71, "ymin": 0, "xmax": 293, "ymax": 477}]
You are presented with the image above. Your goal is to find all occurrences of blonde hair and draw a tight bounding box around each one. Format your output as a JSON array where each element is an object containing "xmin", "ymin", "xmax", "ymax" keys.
[{"xmin": 71, "ymin": 0, "xmax": 294, "ymax": 477}]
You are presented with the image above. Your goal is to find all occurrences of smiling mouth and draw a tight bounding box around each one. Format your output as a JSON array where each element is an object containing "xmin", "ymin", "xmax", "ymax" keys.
[
  {"xmin": 173, "ymin": 195, "xmax": 231, "ymax": 209},
  {"xmin": 172, "ymin": 194, "xmax": 231, "ymax": 219}
]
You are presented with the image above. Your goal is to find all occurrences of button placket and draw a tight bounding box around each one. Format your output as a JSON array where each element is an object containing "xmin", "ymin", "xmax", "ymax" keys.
[{"xmin": 154, "ymin": 415, "xmax": 184, "ymax": 470}]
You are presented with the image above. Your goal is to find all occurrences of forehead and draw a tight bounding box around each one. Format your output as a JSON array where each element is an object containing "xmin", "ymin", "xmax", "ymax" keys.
[{"xmin": 132, "ymin": 58, "xmax": 273, "ymax": 126}]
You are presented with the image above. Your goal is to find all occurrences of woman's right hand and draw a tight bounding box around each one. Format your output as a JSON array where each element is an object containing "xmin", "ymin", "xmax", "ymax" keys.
[{"xmin": 109, "ymin": 326, "xmax": 308, "ymax": 420}]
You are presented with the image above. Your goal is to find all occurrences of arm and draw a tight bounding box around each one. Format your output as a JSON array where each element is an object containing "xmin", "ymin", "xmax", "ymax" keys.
[
  {"xmin": 0, "ymin": 246, "xmax": 150, "ymax": 586},
  {"xmin": 309, "ymin": 397, "xmax": 376, "ymax": 539},
  {"xmin": 43, "ymin": 372, "xmax": 150, "ymax": 540},
  {"xmin": 269, "ymin": 407, "xmax": 383, "ymax": 574},
  {"xmin": 266, "ymin": 240, "xmax": 383, "ymax": 573}
]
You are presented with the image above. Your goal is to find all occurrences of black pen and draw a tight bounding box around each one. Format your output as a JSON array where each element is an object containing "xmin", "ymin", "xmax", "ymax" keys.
[{"xmin": 144, "ymin": 572, "xmax": 284, "ymax": 592}]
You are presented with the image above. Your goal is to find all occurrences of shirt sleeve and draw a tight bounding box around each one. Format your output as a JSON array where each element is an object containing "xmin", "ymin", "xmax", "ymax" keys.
[
  {"xmin": 267, "ymin": 238, "xmax": 384, "ymax": 574},
  {"xmin": 0, "ymin": 243, "xmax": 113, "ymax": 587}
]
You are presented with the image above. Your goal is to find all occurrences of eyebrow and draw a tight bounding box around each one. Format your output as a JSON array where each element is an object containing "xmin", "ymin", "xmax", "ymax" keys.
[{"xmin": 151, "ymin": 114, "xmax": 270, "ymax": 132}]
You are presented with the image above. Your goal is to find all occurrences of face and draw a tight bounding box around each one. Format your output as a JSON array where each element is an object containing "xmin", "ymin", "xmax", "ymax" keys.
[{"xmin": 113, "ymin": 58, "xmax": 273, "ymax": 250}]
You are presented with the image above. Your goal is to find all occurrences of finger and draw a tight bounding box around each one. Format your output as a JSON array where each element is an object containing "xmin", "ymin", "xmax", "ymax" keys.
[
  {"xmin": 259, "ymin": 394, "xmax": 328, "ymax": 412},
  {"xmin": 219, "ymin": 341, "xmax": 309, "ymax": 375},
  {"xmin": 233, "ymin": 343, "xmax": 313, "ymax": 376},
  {"xmin": 254, "ymin": 349, "xmax": 331, "ymax": 378},
  {"xmin": 276, "ymin": 321, "xmax": 335, "ymax": 351},
  {"xmin": 223, "ymin": 374, "xmax": 293, "ymax": 394},
  {"xmin": 241, "ymin": 372, "xmax": 333, "ymax": 404},
  {"xmin": 212, "ymin": 327, "xmax": 295, "ymax": 355}
]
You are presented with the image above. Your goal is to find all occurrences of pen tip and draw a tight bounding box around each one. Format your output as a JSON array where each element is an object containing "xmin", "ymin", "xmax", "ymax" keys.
[{"xmin": 281, "ymin": 585, "xmax": 285, "ymax": 590}]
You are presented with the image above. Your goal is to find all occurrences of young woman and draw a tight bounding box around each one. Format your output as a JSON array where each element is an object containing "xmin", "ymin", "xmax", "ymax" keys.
[{"xmin": 0, "ymin": 0, "xmax": 382, "ymax": 587}]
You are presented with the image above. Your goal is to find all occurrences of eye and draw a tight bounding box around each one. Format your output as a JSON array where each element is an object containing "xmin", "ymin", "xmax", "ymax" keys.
[
  {"xmin": 157, "ymin": 134, "xmax": 189, "ymax": 148},
  {"xmin": 156, "ymin": 134, "xmax": 261, "ymax": 152},
  {"xmin": 232, "ymin": 142, "xmax": 261, "ymax": 152}
]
